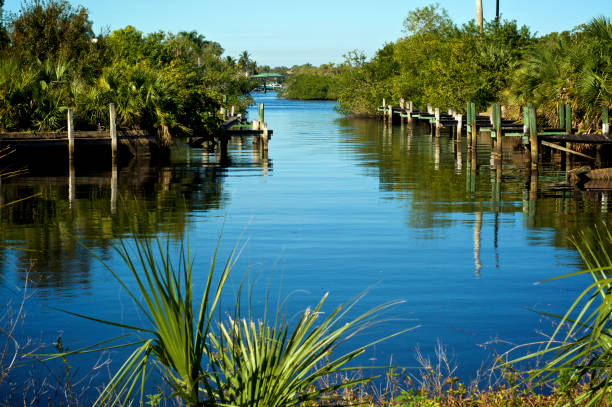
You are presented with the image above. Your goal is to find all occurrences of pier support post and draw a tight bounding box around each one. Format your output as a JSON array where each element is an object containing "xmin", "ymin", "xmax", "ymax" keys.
[
  {"xmin": 258, "ymin": 103, "xmax": 264, "ymax": 123},
  {"xmin": 407, "ymin": 101, "xmax": 413, "ymax": 123},
  {"xmin": 434, "ymin": 107, "xmax": 441, "ymax": 137},
  {"xmin": 388, "ymin": 105, "xmax": 392, "ymax": 122},
  {"xmin": 558, "ymin": 103, "xmax": 566, "ymax": 128},
  {"xmin": 492, "ymin": 104, "xmax": 502, "ymax": 157},
  {"xmin": 109, "ymin": 103, "xmax": 117, "ymax": 160},
  {"xmin": 399, "ymin": 98, "xmax": 404, "ymax": 109},
  {"xmin": 262, "ymin": 123, "xmax": 269, "ymax": 151},
  {"xmin": 470, "ymin": 102, "xmax": 477, "ymax": 147},
  {"xmin": 427, "ymin": 104, "xmax": 433, "ymax": 114},
  {"xmin": 602, "ymin": 106, "xmax": 609, "ymax": 135},
  {"xmin": 457, "ymin": 113, "xmax": 463, "ymax": 139},
  {"xmin": 67, "ymin": 108, "xmax": 75, "ymax": 159},
  {"xmin": 68, "ymin": 159, "xmax": 75, "ymax": 209},
  {"xmin": 111, "ymin": 158, "xmax": 117, "ymax": 214},
  {"xmin": 252, "ymin": 120, "xmax": 260, "ymax": 131},
  {"xmin": 231, "ymin": 105, "xmax": 235, "ymax": 116},
  {"xmin": 528, "ymin": 106, "xmax": 539, "ymax": 169}
]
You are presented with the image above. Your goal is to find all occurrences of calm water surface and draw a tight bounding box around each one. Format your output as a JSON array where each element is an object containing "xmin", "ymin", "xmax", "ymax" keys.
[{"xmin": 1, "ymin": 92, "xmax": 610, "ymax": 388}]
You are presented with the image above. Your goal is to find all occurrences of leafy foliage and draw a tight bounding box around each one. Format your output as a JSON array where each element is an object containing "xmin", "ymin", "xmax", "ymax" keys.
[
  {"xmin": 508, "ymin": 227, "xmax": 612, "ymax": 406},
  {"xmin": 0, "ymin": 0, "xmax": 255, "ymax": 137}
]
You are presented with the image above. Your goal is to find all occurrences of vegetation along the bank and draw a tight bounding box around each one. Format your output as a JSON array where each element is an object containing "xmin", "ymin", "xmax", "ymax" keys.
[
  {"xmin": 0, "ymin": 0, "xmax": 258, "ymax": 139},
  {"xmin": 282, "ymin": 4, "xmax": 611, "ymax": 133}
]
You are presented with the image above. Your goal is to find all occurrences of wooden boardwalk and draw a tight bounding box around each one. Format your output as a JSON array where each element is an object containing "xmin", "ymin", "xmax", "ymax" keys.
[
  {"xmin": 378, "ymin": 99, "xmax": 611, "ymax": 168},
  {"xmin": 0, "ymin": 102, "xmax": 274, "ymax": 165}
]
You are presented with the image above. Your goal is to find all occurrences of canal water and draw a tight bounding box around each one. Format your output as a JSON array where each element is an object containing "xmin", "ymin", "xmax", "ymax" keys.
[{"xmin": 1, "ymin": 92, "xmax": 609, "ymax": 393}]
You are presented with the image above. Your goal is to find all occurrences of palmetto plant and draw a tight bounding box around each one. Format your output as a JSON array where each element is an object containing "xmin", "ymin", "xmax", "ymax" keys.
[
  {"xmin": 46, "ymin": 236, "xmax": 412, "ymax": 406},
  {"xmin": 509, "ymin": 227, "xmax": 612, "ymax": 406},
  {"xmin": 209, "ymin": 288, "xmax": 411, "ymax": 407}
]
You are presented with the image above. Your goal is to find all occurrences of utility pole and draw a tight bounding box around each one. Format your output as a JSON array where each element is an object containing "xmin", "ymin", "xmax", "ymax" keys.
[
  {"xmin": 496, "ymin": 0, "xmax": 500, "ymax": 23},
  {"xmin": 476, "ymin": 0, "xmax": 483, "ymax": 31}
]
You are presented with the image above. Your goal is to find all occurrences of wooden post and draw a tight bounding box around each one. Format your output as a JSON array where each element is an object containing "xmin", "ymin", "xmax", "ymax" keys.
[
  {"xmin": 493, "ymin": 104, "xmax": 502, "ymax": 156},
  {"xmin": 602, "ymin": 106, "xmax": 609, "ymax": 135},
  {"xmin": 528, "ymin": 106, "xmax": 538, "ymax": 168},
  {"xmin": 252, "ymin": 120, "xmax": 260, "ymax": 131},
  {"xmin": 231, "ymin": 105, "xmax": 235, "ymax": 116},
  {"xmin": 67, "ymin": 108, "xmax": 75, "ymax": 158},
  {"xmin": 258, "ymin": 103, "xmax": 264, "ymax": 123},
  {"xmin": 399, "ymin": 98, "xmax": 404, "ymax": 109},
  {"xmin": 466, "ymin": 102, "xmax": 472, "ymax": 134},
  {"xmin": 522, "ymin": 106, "xmax": 529, "ymax": 135},
  {"xmin": 382, "ymin": 98, "xmax": 386, "ymax": 109},
  {"xmin": 111, "ymin": 158, "xmax": 117, "ymax": 214},
  {"xmin": 565, "ymin": 104, "xmax": 572, "ymax": 135},
  {"xmin": 262, "ymin": 122, "xmax": 269, "ymax": 150},
  {"xmin": 388, "ymin": 105, "xmax": 392, "ymax": 122},
  {"xmin": 434, "ymin": 107, "xmax": 440, "ymax": 135},
  {"xmin": 470, "ymin": 102, "xmax": 477, "ymax": 144},
  {"xmin": 558, "ymin": 103, "xmax": 566, "ymax": 128},
  {"xmin": 109, "ymin": 103, "xmax": 117, "ymax": 159},
  {"xmin": 407, "ymin": 101, "xmax": 413, "ymax": 123},
  {"xmin": 68, "ymin": 160, "xmax": 75, "ymax": 209},
  {"xmin": 457, "ymin": 113, "xmax": 463, "ymax": 138},
  {"xmin": 427, "ymin": 104, "xmax": 433, "ymax": 114}
]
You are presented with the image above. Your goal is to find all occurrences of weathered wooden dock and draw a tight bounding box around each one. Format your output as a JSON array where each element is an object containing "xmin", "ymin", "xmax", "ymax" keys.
[
  {"xmin": 378, "ymin": 99, "xmax": 611, "ymax": 168},
  {"xmin": 188, "ymin": 102, "xmax": 273, "ymax": 155},
  {"xmin": 0, "ymin": 102, "xmax": 274, "ymax": 167}
]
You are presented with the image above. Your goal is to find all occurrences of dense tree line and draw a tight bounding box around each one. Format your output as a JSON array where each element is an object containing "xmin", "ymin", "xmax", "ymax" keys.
[
  {"xmin": 0, "ymin": 0, "xmax": 256, "ymax": 139},
  {"xmin": 283, "ymin": 4, "xmax": 611, "ymax": 132}
]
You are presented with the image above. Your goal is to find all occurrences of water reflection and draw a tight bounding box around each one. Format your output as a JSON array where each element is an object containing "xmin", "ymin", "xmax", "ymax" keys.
[
  {"xmin": 336, "ymin": 117, "xmax": 612, "ymax": 251},
  {"xmin": 0, "ymin": 141, "xmax": 271, "ymax": 291}
]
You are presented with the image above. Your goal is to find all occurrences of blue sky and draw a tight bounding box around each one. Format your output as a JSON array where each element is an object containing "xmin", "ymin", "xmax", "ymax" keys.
[{"xmin": 2, "ymin": 0, "xmax": 610, "ymax": 67}]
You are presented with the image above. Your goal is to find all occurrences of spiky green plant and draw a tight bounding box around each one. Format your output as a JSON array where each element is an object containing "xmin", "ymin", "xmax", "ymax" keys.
[
  {"xmin": 44, "ymin": 236, "xmax": 413, "ymax": 407},
  {"xmin": 209, "ymin": 287, "xmax": 413, "ymax": 407},
  {"xmin": 44, "ymin": 236, "xmax": 236, "ymax": 407},
  {"xmin": 509, "ymin": 227, "xmax": 612, "ymax": 406}
]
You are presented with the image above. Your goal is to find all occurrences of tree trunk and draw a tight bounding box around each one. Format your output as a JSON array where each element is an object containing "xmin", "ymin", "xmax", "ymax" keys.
[{"xmin": 476, "ymin": 0, "xmax": 483, "ymax": 30}]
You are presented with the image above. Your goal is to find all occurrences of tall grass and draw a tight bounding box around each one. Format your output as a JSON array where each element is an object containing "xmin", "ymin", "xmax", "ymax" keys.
[
  {"xmin": 47, "ymin": 235, "xmax": 413, "ymax": 406},
  {"xmin": 509, "ymin": 227, "xmax": 612, "ymax": 406}
]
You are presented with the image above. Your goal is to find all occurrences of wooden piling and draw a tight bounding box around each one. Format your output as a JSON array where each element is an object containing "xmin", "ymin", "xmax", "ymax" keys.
[
  {"xmin": 470, "ymin": 102, "xmax": 477, "ymax": 145},
  {"xmin": 558, "ymin": 103, "xmax": 566, "ymax": 128},
  {"xmin": 427, "ymin": 104, "xmax": 433, "ymax": 114},
  {"xmin": 565, "ymin": 104, "xmax": 572, "ymax": 135},
  {"xmin": 258, "ymin": 103, "xmax": 264, "ymax": 123},
  {"xmin": 493, "ymin": 104, "xmax": 502, "ymax": 156},
  {"xmin": 68, "ymin": 160, "xmax": 75, "ymax": 209},
  {"xmin": 109, "ymin": 103, "xmax": 117, "ymax": 159},
  {"xmin": 111, "ymin": 159, "xmax": 117, "ymax": 214},
  {"xmin": 457, "ymin": 113, "xmax": 463, "ymax": 138},
  {"xmin": 262, "ymin": 123, "xmax": 269, "ymax": 150},
  {"xmin": 252, "ymin": 120, "xmax": 260, "ymax": 131},
  {"xmin": 528, "ymin": 106, "xmax": 539, "ymax": 168},
  {"xmin": 231, "ymin": 105, "xmax": 235, "ymax": 116},
  {"xmin": 407, "ymin": 101, "xmax": 413, "ymax": 123},
  {"xmin": 602, "ymin": 106, "xmax": 609, "ymax": 135},
  {"xmin": 522, "ymin": 106, "xmax": 529, "ymax": 135},
  {"xmin": 67, "ymin": 108, "xmax": 75, "ymax": 158},
  {"xmin": 388, "ymin": 105, "xmax": 393, "ymax": 121},
  {"xmin": 434, "ymin": 107, "xmax": 440, "ymax": 128}
]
